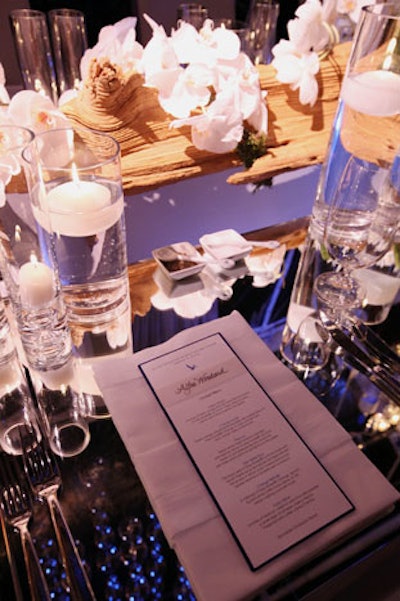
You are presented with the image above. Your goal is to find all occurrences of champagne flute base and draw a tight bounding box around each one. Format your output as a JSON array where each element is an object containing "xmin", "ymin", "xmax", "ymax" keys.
[{"xmin": 314, "ymin": 271, "xmax": 365, "ymax": 321}]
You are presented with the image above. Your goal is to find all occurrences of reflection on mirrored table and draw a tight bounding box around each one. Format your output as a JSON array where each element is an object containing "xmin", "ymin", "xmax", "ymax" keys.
[{"xmin": 1, "ymin": 217, "xmax": 400, "ymax": 601}]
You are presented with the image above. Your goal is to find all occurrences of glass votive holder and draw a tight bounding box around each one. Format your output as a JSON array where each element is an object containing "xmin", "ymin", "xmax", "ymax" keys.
[
  {"xmin": 0, "ymin": 125, "xmax": 73, "ymax": 373},
  {"xmin": 22, "ymin": 127, "xmax": 132, "ymax": 361},
  {"xmin": 0, "ymin": 125, "xmax": 96, "ymax": 432},
  {"xmin": 281, "ymin": 310, "xmax": 332, "ymax": 373},
  {"xmin": 9, "ymin": 9, "xmax": 58, "ymax": 103},
  {"xmin": 48, "ymin": 8, "xmax": 88, "ymax": 96}
]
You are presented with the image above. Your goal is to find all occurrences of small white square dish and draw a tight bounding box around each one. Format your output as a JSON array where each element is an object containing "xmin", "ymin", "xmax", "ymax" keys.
[
  {"xmin": 200, "ymin": 229, "xmax": 252, "ymax": 262},
  {"xmin": 153, "ymin": 267, "xmax": 204, "ymax": 298},
  {"xmin": 152, "ymin": 242, "xmax": 205, "ymax": 280}
]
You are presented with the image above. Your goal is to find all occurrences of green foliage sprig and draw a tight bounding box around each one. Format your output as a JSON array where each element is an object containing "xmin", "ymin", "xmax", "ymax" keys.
[{"xmin": 236, "ymin": 129, "xmax": 273, "ymax": 191}]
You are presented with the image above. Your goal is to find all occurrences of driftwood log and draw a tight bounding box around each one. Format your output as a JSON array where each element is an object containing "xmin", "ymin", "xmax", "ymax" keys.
[{"xmin": 62, "ymin": 43, "xmax": 352, "ymax": 194}]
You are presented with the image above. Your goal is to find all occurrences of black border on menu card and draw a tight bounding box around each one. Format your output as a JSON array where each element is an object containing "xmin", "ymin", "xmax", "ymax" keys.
[{"xmin": 139, "ymin": 332, "xmax": 355, "ymax": 571}]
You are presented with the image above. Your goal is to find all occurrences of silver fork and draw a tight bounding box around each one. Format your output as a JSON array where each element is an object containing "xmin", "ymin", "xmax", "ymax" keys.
[
  {"xmin": 0, "ymin": 451, "xmax": 51, "ymax": 601},
  {"xmin": 21, "ymin": 424, "xmax": 97, "ymax": 601}
]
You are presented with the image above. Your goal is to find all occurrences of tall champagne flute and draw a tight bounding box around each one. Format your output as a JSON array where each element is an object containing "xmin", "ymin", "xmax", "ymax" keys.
[
  {"xmin": 176, "ymin": 3, "xmax": 208, "ymax": 30},
  {"xmin": 314, "ymin": 153, "xmax": 400, "ymax": 320}
]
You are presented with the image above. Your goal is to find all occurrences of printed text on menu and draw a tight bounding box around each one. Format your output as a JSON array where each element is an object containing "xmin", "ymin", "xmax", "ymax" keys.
[{"xmin": 139, "ymin": 333, "xmax": 354, "ymax": 570}]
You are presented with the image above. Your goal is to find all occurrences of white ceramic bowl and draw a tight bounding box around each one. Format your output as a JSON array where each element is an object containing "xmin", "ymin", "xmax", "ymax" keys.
[
  {"xmin": 200, "ymin": 229, "xmax": 252, "ymax": 262},
  {"xmin": 152, "ymin": 241, "xmax": 205, "ymax": 280}
]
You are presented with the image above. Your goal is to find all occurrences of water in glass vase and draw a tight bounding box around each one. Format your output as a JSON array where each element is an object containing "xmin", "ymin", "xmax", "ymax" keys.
[
  {"xmin": 311, "ymin": 69, "xmax": 400, "ymax": 240},
  {"xmin": 33, "ymin": 178, "xmax": 131, "ymax": 358}
]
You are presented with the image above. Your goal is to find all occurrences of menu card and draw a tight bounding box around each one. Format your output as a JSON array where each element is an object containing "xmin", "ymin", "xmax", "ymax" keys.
[
  {"xmin": 139, "ymin": 332, "xmax": 353, "ymax": 569},
  {"xmin": 95, "ymin": 311, "xmax": 400, "ymax": 601}
]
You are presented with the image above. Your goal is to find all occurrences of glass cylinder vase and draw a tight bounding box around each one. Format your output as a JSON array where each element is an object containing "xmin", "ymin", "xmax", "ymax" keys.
[
  {"xmin": 48, "ymin": 8, "xmax": 88, "ymax": 96},
  {"xmin": 280, "ymin": 2, "xmax": 400, "ymax": 369},
  {"xmin": 311, "ymin": 1, "xmax": 400, "ymax": 242},
  {"xmin": 9, "ymin": 9, "xmax": 58, "ymax": 103},
  {"xmin": 0, "ymin": 126, "xmax": 72, "ymax": 372},
  {"xmin": 22, "ymin": 127, "xmax": 132, "ymax": 361},
  {"xmin": 0, "ymin": 125, "xmax": 91, "ymax": 455}
]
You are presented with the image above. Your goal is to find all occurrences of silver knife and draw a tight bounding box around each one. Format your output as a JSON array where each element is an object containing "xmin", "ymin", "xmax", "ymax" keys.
[
  {"xmin": 324, "ymin": 325, "xmax": 400, "ymax": 407},
  {"xmin": 349, "ymin": 318, "xmax": 400, "ymax": 375}
]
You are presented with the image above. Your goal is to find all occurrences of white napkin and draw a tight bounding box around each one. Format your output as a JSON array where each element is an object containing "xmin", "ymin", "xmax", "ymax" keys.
[{"xmin": 94, "ymin": 311, "xmax": 400, "ymax": 601}]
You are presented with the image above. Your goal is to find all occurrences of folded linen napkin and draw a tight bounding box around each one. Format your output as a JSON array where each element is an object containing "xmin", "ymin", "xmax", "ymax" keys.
[{"xmin": 94, "ymin": 311, "xmax": 400, "ymax": 601}]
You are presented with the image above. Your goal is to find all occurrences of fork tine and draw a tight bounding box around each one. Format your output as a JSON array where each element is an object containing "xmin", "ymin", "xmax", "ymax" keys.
[
  {"xmin": 0, "ymin": 451, "xmax": 51, "ymax": 601},
  {"xmin": 20, "ymin": 420, "xmax": 60, "ymax": 492},
  {"xmin": 0, "ymin": 453, "xmax": 27, "ymax": 601},
  {"xmin": 20, "ymin": 425, "xmax": 97, "ymax": 600},
  {"xmin": 0, "ymin": 452, "xmax": 31, "ymax": 521}
]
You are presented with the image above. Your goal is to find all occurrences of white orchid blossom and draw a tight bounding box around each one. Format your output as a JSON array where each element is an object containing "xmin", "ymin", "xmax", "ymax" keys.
[
  {"xmin": 290, "ymin": 0, "xmax": 331, "ymax": 53},
  {"xmin": 58, "ymin": 88, "xmax": 80, "ymax": 107},
  {"xmin": 171, "ymin": 87, "xmax": 244, "ymax": 154},
  {"xmin": 0, "ymin": 66, "xmax": 20, "ymax": 205},
  {"xmin": 140, "ymin": 15, "xmax": 267, "ymax": 152},
  {"xmin": 0, "ymin": 64, "xmax": 10, "ymax": 106},
  {"xmin": 272, "ymin": 39, "xmax": 320, "ymax": 105},
  {"xmin": 321, "ymin": 0, "xmax": 339, "ymax": 24},
  {"xmin": 4, "ymin": 90, "xmax": 69, "ymax": 133},
  {"xmin": 0, "ymin": 87, "xmax": 68, "ymax": 205},
  {"xmin": 78, "ymin": 13, "xmax": 268, "ymax": 153},
  {"xmin": 80, "ymin": 16, "xmax": 143, "ymax": 81},
  {"xmin": 270, "ymin": 0, "xmax": 371, "ymax": 106},
  {"xmin": 206, "ymin": 24, "xmax": 242, "ymax": 61},
  {"xmin": 172, "ymin": 19, "xmax": 242, "ymax": 64},
  {"xmin": 158, "ymin": 63, "xmax": 213, "ymax": 118},
  {"xmin": 170, "ymin": 49, "xmax": 268, "ymax": 152},
  {"xmin": 271, "ymin": 0, "xmax": 341, "ymax": 106},
  {"xmin": 222, "ymin": 54, "xmax": 268, "ymax": 132},
  {"xmin": 0, "ymin": 149, "xmax": 20, "ymax": 207},
  {"xmin": 170, "ymin": 21, "xmax": 214, "ymax": 65}
]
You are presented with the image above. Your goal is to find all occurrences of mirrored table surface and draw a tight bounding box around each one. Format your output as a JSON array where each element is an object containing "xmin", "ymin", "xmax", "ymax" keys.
[{"xmin": 1, "ymin": 217, "xmax": 400, "ymax": 601}]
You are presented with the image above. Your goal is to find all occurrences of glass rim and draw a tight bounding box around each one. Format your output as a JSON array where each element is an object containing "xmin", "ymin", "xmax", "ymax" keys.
[
  {"xmin": 21, "ymin": 126, "xmax": 121, "ymax": 173},
  {"xmin": 362, "ymin": 2, "xmax": 400, "ymax": 20},
  {"xmin": 10, "ymin": 8, "xmax": 47, "ymax": 20},
  {"xmin": 48, "ymin": 8, "xmax": 86, "ymax": 19},
  {"xmin": 50, "ymin": 419, "xmax": 91, "ymax": 458},
  {"xmin": 212, "ymin": 18, "xmax": 248, "ymax": 29},
  {"xmin": 178, "ymin": 3, "xmax": 207, "ymax": 8},
  {"xmin": 0, "ymin": 125, "xmax": 35, "ymax": 153}
]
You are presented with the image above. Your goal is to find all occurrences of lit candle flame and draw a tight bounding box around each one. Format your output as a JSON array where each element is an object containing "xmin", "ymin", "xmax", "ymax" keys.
[
  {"xmin": 14, "ymin": 224, "xmax": 21, "ymax": 243},
  {"xmin": 71, "ymin": 162, "xmax": 81, "ymax": 187}
]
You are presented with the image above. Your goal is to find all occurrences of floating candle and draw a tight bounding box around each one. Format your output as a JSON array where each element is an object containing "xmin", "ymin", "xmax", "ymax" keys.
[
  {"xmin": 341, "ymin": 70, "xmax": 400, "ymax": 116},
  {"xmin": 19, "ymin": 259, "xmax": 55, "ymax": 307},
  {"xmin": 45, "ymin": 179, "xmax": 123, "ymax": 237}
]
